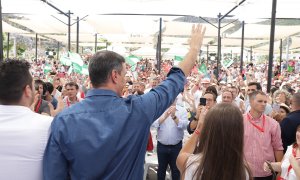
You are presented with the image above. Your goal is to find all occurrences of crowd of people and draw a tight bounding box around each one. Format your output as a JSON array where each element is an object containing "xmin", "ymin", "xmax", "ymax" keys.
[{"xmin": 1, "ymin": 24, "xmax": 300, "ymax": 180}]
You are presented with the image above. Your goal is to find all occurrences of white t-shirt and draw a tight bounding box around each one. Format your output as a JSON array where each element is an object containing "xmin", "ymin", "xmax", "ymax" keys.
[
  {"xmin": 280, "ymin": 145, "xmax": 299, "ymax": 180},
  {"xmin": 185, "ymin": 154, "xmax": 250, "ymax": 180},
  {"xmin": 0, "ymin": 105, "xmax": 53, "ymax": 180}
]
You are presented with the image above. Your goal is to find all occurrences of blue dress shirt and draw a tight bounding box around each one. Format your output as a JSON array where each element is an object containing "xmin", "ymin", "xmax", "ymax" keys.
[{"xmin": 43, "ymin": 67, "xmax": 186, "ymax": 180}]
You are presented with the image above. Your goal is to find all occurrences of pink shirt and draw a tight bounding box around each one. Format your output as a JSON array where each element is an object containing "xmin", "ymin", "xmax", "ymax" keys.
[{"xmin": 243, "ymin": 113, "xmax": 283, "ymax": 177}]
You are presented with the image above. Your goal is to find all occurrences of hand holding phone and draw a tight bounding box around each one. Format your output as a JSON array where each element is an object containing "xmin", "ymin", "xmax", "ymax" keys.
[{"xmin": 199, "ymin": 97, "xmax": 206, "ymax": 106}]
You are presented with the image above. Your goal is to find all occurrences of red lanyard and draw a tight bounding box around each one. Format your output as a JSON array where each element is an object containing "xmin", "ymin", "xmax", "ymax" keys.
[
  {"xmin": 66, "ymin": 97, "xmax": 77, "ymax": 107},
  {"xmin": 247, "ymin": 113, "xmax": 265, "ymax": 132},
  {"xmin": 34, "ymin": 99, "xmax": 42, "ymax": 113}
]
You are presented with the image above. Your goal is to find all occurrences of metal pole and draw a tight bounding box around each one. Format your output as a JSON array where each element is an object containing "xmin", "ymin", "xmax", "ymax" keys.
[
  {"xmin": 206, "ymin": 44, "xmax": 209, "ymax": 64},
  {"xmin": 217, "ymin": 13, "xmax": 222, "ymax": 79},
  {"xmin": 286, "ymin": 36, "xmax": 290, "ymax": 68},
  {"xmin": 76, "ymin": 17, "xmax": 79, "ymax": 53},
  {"xmin": 250, "ymin": 46, "xmax": 253, "ymax": 62},
  {"xmin": 0, "ymin": 0, "xmax": 3, "ymax": 61},
  {"xmin": 158, "ymin": 17, "xmax": 162, "ymax": 74},
  {"xmin": 267, "ymin": 0, "xmax": 277, "ymax": 93},
  {"xmin": 6, "ymin": 32, "xmax": 9, "ymax": 59},
  {"xmin": 35, "ymin": 34, "xmax": 38, "ymax": 61},
  {"xmin": 68, "ymin": 10, "xmax": 71, "ymax": 52},
  {"xmin": 95, "ymin": 33, "xmax": 97, "ymax": 53},
  {"xmin": 57, "ymin": 42, "xmax": 60, "ymax": 60},
  {"xmin": 279, "ymin": 39, "xmax": 282, "ymax": 74},
  {"xmin": 240, "ymin": 21, "xmax": 245, "ymax": 74}
]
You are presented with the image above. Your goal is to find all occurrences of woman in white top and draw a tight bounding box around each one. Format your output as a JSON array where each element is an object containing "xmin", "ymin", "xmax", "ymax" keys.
[
  {"xmin": 176, "ymin": 103, "xmax": 251, "ymax": 180},
  {"xmin": 264, "ymin": 125, "xmax": 300, "ymax": 180}
]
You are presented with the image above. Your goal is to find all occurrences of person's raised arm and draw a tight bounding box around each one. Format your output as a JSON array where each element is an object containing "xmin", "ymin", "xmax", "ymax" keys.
[{"xmin": 178, "ymin": 24, "xmax": 206, "ymax": 76}]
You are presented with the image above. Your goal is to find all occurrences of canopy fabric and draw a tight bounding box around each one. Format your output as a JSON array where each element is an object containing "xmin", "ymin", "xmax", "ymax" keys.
[{"xmin": 1, "ymin": 0, "xmax": 300, "ymax": 54}]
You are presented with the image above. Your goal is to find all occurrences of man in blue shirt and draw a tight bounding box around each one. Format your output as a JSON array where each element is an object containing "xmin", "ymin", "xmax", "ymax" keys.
[{"xmin": 43, "ymin": 24, "xmax": 206, "ymax": 180}]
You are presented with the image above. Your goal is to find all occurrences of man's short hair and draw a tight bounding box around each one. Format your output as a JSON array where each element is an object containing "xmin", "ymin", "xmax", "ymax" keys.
[
  {"xmin": 292, "ymin": 92, "xmax": 300, "ymax": 107},
  {"xmin": 65, "ymin": 82, "xmax": 79, "ymax": 90},
  {"xmin": 247, "ymin": 82, "xmax": 262, "ymax": 91},
  {"xmin": 249, "ymin": 91, "xmax": 266, "ymax": 100},
  {"xmin": 0, "ymin": 60, "xmax": 32, "ymax": 105},
  {"xmin": 89, "ymin": 51, "xmax": 125, "ymax": 88},
  {"xmin": 45, "ymin": 82, "xmax": 54, "ymax": 94},
  {"xmin": 204, "ymin": 91, "xmax": 217, "ymax": 102}
]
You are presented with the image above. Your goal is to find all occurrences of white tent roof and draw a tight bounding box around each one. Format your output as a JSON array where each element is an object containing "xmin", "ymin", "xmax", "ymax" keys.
[
  {"xmin": 131, "ymin": 46, "xmax": 157, "ymax": 57},
  {"xmin": 2, "ymin": 0, "xmax": 300, "ymax": 53}
]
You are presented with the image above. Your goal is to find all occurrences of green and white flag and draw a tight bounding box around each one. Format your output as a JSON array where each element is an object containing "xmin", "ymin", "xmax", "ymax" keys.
[
  {"xmin": 221, "ymin": 58, "xmax": 234, "ymax": 68},
  {"xmin": 69, "ymin": 52, "xmax": 84, "ymax": 67},
  {"xmin": 174, "ymin": 55, "xmax": 184, "ymax": 61},
  {"xmin": 125, "ymin": 55, "xmax": 140, "ymax": 71},
  {"xmin": 198, "ymin": 64, "xmax": 207, "ymax": 74},
  {"xmin": 44, "ymin": 64, "xmax": 52, "ymax": 74},
  {"xmin": 67, "ymin": 65, "xmax": 73, "ymax": 75},
  {"xmin": 81, "ymin": 64, "xmax": 89, "ymax": 75},
  {"xmin": 60, "ymin": 54, "xmax": 72, "ymax": 66}
]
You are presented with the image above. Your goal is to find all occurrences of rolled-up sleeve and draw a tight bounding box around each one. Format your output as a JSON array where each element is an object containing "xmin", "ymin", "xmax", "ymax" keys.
[
  {"xmin": 177, "ymin": 109, "xmax": 189, "ymax": 129},
  {"xmin": 139, "ymin": 67, "xmax": 186, "ymax": 124}
]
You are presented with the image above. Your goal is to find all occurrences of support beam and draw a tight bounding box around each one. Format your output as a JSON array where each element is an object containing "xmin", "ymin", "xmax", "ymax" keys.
[
  {"xmin": 217, "ymin": 13, "xmax": 222, "ymax": 79},
  {"xmin": 35, "ymin": 34, "xmax": 38, "ymax": 61},
  {"xmin": 0, "ymin": 0, "xmax": 3, "ymax": 61},
  {"xmin": 76, "ymin": 16, "xmax": 79, "ymax": 53},
  {"xmin": 95, "ymin": 34, "xmax": 97, "ymax": 53},
  {"xmin": 267, "ymin": 0, "xmax": 277, "ymax": 93},
  {"xmin": 206, "ymin": 45, "xmax": 209, "ymax": 64},
  {"xmin": 7, "ymin": 32, "xmax": 9, "ymax": 59},
  {"xmin": 68, "ymin": 10, "xmax": 71, "ymax": 52},
  {"xmin": 220, "ymin": 0, "xmax": 246, "ymax": 20},
  {"xmin": 240, "ymin": 21, "xmax": 245, "ymax": 74},
  {"xmin": 250, "ymin": 46, "xmax": 253, "ymax": 62},
  {"xmin": 57, "ymin": 42, "xmax": 60, "ymax": 60},
  {"xmin": 157, "ymin": 17, "xmax": 162, "ymax": 74},
  {"xmin": 279, "ymin": 39, "xmax": 282, "ymax": 75}
]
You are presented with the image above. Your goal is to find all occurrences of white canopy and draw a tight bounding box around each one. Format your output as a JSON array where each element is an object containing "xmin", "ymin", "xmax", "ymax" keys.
[{"xmin": 1, "ymin": 0, "xmax": 300, "ymax": 53}]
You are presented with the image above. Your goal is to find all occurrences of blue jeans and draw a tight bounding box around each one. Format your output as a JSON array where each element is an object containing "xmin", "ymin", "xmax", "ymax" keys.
[{"xmin": 157, "ymin": 141, "xmax": 182, "ymax": 180}]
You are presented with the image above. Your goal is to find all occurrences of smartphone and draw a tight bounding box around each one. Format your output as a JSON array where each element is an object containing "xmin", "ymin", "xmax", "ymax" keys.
[
  {"xmin": 199, "ymin": 98, "xmax": 207, "ymax": 106},
  {"xmin": 273, "ymin": 104, "xmax": 280, "ymax": 112}
]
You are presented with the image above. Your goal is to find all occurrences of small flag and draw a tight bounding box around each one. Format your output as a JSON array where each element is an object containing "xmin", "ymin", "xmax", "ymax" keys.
[
  {"xmin": 174, "ymin": 56, "xmax": 184, "ymax": 61},
  {"xmin": 44, "ymin": 64, "xmax": 52, "ymax": 74},
  {"xmin": 198, "ymin": 64, "xmax": 207, "ymax": 74}
]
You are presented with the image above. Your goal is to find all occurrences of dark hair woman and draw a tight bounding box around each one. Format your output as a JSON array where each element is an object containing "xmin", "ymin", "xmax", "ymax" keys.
[{"xmin": 177, "ymin": 103, "xmax": 252, "ymax": 180}]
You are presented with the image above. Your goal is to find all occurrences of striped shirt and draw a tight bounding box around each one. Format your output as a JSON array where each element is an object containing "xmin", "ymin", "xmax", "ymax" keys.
[{"xmin": 243, "ymin": 113, "xmax": 283, "ymax": 177}]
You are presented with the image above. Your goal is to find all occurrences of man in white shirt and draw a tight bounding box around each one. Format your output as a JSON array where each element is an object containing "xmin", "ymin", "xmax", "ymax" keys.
[{"xmin": 0, "ymin": 60, "xmax": 53, "ymax": 180}]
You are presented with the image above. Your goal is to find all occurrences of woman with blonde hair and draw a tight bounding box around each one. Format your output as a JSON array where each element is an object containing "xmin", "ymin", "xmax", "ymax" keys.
[{"xmin": 177, "ymin": 103, "xmax": 252, "ymax": 180}]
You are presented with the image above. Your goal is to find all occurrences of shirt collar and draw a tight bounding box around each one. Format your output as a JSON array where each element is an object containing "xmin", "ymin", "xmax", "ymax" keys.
[
  {"xmin": 247, "ymin": 112, "xmax": 264, "ymax": 122},
  {"xmin": 86, "ymin": 89, "xmax": 119, "ymax": 98}
]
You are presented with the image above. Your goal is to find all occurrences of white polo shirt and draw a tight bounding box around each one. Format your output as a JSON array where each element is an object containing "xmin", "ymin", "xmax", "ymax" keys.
[{"xmin": 0, "ymin": 105, "xmax": 53, "ymax": 180}]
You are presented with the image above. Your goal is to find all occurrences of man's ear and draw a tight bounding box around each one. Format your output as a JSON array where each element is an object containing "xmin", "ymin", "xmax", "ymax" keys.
[
  {"xmin": 111, "ymin": 70, "xmax": 118, "ymax": 84},
  {"xmin": 24, "ymin": 85, "xmax": 32, "ymax": 98}
]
